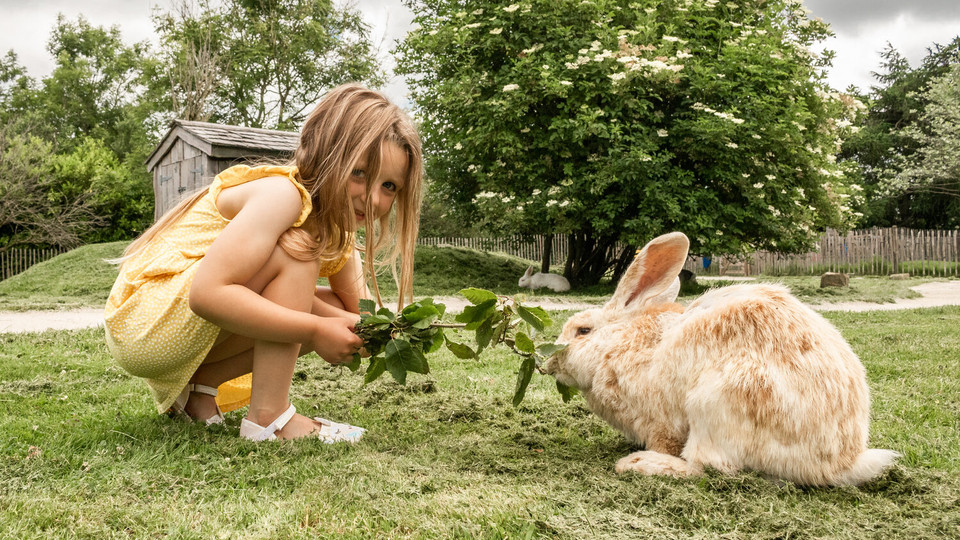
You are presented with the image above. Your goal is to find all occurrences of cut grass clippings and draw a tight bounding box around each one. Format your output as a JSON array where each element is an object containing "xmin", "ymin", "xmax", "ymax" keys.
[{"xmin": 2, "ymin": 307, "xmax": 959, "ymax": 538}]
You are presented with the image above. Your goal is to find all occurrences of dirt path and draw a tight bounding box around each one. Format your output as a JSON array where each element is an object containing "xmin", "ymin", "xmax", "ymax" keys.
[{"xmin": 2, "ymin": 280, "xmax": 960, "ymax": 334}]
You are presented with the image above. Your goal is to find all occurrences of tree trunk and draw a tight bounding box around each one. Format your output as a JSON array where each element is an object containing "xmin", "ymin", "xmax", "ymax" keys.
[
  {"xmin": 611, "ymin": 243, "xmax": 638, "ymax": 283},
  {"xmin": 540, "ymin": 233, "xmax": 553, "ymax": 273},
  {"xmin": 563, "ymin": 231, "xmax": 620, "ymax": 286}
]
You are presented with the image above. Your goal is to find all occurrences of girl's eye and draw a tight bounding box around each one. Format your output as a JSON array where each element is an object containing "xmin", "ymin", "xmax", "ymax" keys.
[
  {"xmin": 382, "ymin": 181, "xmax": 398, "ymax": 193},
  {"xmin": 351, "ymin": 169, "xmax": 366, "ymax": 179},
  {"xmin": 576, "ymin": 327, "xmax": 591, "ymax": 336}
]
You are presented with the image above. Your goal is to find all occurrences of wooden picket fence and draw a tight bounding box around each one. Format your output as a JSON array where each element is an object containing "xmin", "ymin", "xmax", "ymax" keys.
[
  {"xmin": 0, "ymin": 247, "xmax": 69, "ymax": 281},
  {"xmin": 421, "ymin": 227, "xmax": 960, "ymax": 277},
  {"xmin": 419, "ymin": 235, "xmax": 570, "ymax": 265},
  {"xmin": 2, "ymin": 228, "xmax": 958, "ymax": 282},
  {"xmin": 687, "ymin": 227, "xmax": 960, "ymax": 277}
]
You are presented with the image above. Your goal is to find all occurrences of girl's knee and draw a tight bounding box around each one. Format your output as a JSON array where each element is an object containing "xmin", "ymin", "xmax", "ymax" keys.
[{"xmin": 247, "ymin": 244, "xmax": 319, "ymax": 293}]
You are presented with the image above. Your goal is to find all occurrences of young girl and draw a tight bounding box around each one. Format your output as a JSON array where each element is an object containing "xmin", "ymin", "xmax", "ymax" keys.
[{"xmin": 104, "ymin": 84, "xmax": 423, "ymax": 442}]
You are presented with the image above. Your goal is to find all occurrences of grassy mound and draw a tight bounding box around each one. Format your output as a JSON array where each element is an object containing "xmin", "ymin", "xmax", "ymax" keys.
[
  {"xmin": 0, "ymin": 242, "xmax": 550, "ymax": 310},
  {"xmin": 0, "ymin": 242, "xmax": 126, "ymax": 310}
]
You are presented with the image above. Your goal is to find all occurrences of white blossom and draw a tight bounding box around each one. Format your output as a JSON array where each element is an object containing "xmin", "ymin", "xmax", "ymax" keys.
[
  {"xmin": 657, "ymin": 129, "xmax": 669, "ymax": 137},
  {"xmin": 559, "ymin": 80, "xmax": 573, "ymax": 86},
  {"xmin": 502, "ymin": 83, "xmax": 520, "ymax": 92},
  {"xmin": 490, "ymin": 28, "xmax": 503, "ymax": 35},
  {"xmin": 503, "ymin": 4, "xmax": 520, "ymax": 12},
  {"xmin": 726, "ymin": 142, "xmax": 739, "ymax": 149}
]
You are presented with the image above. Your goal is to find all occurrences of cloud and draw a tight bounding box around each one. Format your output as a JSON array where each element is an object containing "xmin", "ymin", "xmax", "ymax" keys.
[{"xmin": 804, "ymin": 0, "xmax": 960, "ymax": 32}]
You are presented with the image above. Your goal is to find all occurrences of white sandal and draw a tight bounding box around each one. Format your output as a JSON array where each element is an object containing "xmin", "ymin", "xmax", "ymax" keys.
[
  {"xmin": 239, "ymin": 404, "xmax": 365, "ymax": 443},
  {"xmin": 169, "ymin": 383, "xmax": 225, "ymax": 426}
]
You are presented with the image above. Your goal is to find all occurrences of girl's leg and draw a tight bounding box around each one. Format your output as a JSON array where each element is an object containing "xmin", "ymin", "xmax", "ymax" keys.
[{"xmin": 186, "ymin": 249, "xmax": 354, "ymax": 438}]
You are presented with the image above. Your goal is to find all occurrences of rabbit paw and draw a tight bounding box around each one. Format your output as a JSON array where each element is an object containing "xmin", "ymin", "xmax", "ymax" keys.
[{"xmin": 615, "ymin": 450, "xmax": 703, "ymax": 477}]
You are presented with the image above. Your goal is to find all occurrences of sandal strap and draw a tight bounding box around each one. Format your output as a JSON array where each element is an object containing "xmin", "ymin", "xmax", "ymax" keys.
[
  {"xmin": 243, "ymin": 404, "xmax": 297, "ymax": 442},
  {"xmin": 187, "ymin": 383, "xmax": 219, "ymax": 397}
]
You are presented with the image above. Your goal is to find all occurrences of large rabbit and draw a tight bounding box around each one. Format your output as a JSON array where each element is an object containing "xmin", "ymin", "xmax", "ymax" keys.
[{"xmin": 540, "ymin": 232, "xmax": 898, "ymax": 486}]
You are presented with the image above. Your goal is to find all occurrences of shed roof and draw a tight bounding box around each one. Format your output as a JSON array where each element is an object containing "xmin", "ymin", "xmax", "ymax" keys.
[{"xmin": 146, "ymin": 119, "xmax": 299, "ymax": 171}]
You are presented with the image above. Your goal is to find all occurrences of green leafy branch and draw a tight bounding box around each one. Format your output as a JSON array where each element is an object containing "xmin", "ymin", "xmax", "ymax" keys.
[{"xmin": 350, "ymin": 288, "xmax": 575, "ymax": 405}]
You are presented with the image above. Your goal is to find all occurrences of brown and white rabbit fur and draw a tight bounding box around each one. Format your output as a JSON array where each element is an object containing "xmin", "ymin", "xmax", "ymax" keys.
[{"xmin": 541, "ymin": 232, "xmax": 898, "ymax": 486}]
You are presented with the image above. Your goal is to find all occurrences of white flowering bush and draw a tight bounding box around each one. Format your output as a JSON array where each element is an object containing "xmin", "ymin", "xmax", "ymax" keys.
[{"xmin": 397, "ymin": 0, "xmax": 860, "ymax": 283}]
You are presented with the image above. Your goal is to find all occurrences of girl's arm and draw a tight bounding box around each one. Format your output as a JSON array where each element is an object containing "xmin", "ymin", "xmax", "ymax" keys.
[
  {"xmin": 325, "ymin": 248, "xmax": 371, "ymax": 315},
  {"xmin": 188, "ymin": 177, "xmax": 360, "ymax": 359}
]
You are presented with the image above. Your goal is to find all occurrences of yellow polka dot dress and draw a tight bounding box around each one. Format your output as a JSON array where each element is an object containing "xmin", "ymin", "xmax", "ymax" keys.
[{"xmin": 104, "ymin": 165, "xmax": 353, "ymax": 414}]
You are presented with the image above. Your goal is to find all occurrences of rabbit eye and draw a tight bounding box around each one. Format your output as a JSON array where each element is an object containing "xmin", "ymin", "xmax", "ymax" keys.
[{"xmin": 576, "ymin": 327, "xmax": 591, "ymax": 336}]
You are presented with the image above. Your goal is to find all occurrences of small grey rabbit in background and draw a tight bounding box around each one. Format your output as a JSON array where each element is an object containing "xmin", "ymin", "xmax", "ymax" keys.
[
  {"xmin": 541, "ymin": 231, "xmax": 898, "ymax": 486},
  {"xmin": 519, "ymin": 266, "xmax": 571, "ymax": 292}
]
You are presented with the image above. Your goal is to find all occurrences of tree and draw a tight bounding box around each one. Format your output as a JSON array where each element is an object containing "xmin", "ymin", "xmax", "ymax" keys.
[
  {"xmin": 0, "ymin": 17, "xmax": 158, "ymax": 247},
  {"xmin": 36, "ymin": 16, "xmax": 158, "ymax": 159},
  {"xmin": 841, "ymin": 37, "xmax": 960, "ymax": 228},
  {"xmin": 887, "ymin": 63, "xmax": 960, "ymax": 226},
  {"xmin": 0, "ymin": 124, "xmax": 103, "ymax": 252},
  {"xmin": 397, "ymin": 0, "xmax": 861, "ymax": 285},
  {"xmin": 154, "ymin": 0, "xmax": 386, "ymax": 130}
]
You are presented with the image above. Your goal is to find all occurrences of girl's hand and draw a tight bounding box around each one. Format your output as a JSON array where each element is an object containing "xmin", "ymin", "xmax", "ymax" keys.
[{"xmin": 312, "ymin": 316, "xmax": 364, "ymax": 365}]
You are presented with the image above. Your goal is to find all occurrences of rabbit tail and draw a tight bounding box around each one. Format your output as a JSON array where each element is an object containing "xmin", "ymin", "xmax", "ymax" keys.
[{"xmin": 833, "ymin": 449, "xmax": 900, "ymax": 486}]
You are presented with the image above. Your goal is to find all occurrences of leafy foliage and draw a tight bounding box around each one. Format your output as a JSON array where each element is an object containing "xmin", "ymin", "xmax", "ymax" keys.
[
  {"xmin": 887, "ymin": 63, "xmax": 960, "ymax": 226},
  {"xmin": 152, "ymin": 0, "xmax": 386, "ymax": 129},
  {"xmin": 0, "ymin": 126, "xmax": 102, "ymax": 251},
  {"xmin": 351, "ymin": 289, "xmax": 571, "ymax": 405},
  {"xmin": 0, "ymin": 16, "xmax": 157, "ymax": 249},
  {"xmin": 840, "ymin": 37, "xmax": 960, "ymax": 228},
  {"xmin": 397, "ymin": 0, "xmax": 861, "ymax": 285}
]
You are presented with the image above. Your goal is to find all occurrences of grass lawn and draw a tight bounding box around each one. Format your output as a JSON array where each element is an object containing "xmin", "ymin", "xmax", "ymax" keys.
[{"xmin": 2, "ymin": 243, "xmax": 959, "ymax": 537}]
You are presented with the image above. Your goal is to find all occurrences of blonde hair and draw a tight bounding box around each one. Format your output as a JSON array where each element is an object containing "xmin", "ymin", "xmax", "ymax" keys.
[
  {"xmin": 117, "ymin": 83, "xmax": 423, "ymax": 308},
  {"xmin": 290, "ymin": 83, "xmax": 423, "ymax": 308}
]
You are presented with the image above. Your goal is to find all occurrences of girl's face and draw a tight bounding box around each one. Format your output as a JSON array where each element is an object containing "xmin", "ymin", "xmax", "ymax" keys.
[{"xmin": 349, "ymin": 142, "xmax": 407, "ymax": 227}]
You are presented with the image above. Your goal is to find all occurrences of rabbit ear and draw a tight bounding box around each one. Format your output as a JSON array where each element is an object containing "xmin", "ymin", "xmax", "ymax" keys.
[
  {"xmin": 524, "ymin": 266, "xmax": 533, "ymax": 277},
  {"xmin": 606, "ymin": 232, "xmax": 689, "ymax": 311}
]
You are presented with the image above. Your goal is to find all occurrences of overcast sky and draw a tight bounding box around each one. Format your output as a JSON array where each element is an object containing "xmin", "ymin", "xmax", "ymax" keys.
[{"xmin": 1, "ymin": 0, "xmax": 958, "ymax": 105}]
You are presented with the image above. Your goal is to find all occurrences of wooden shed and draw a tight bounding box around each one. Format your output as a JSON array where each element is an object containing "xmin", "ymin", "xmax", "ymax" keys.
[{"xmin": 146, "ymin": 120, "xmax": 299, "ymax": 219}]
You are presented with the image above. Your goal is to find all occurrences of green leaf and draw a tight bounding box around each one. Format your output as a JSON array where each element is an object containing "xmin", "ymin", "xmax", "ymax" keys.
[
  {"xmin": 364, "ymin": 315, "xmax": 394, "ymax": 326},
  {"xmin": 363, "ymin": 356, "xmax": 386, "ymax": 384},
  {"xmin": 459, "ymin": 288, "xmax": 498, "ymax": 305},
  {"xmin": 411, "ymin": 315, "xmax": 438, "ymax": 329},
  {"xmin": 514, "ymin": 331, "xmax": 535, "ymax": 354},
  {"xmin": 401, "ymin": 302, "xmax": 439, "ymax": 324},
  {"xmin": 475, "ymin": 317, "xmax": 494, "ymax": 352},
  {"xmin": 517, "ymin": 305, "xmax": 551, "ymax": 332},
  {"xmin": 455, "ymin": 298, "xmax": 497, "ymax": 329},
  {"xmin": 359, "ymin": 298, "xmax": 377, "ymax": 314},
  {"xmin": 557, "ymin": 381, "xmax": 579, "ymax": 403},
  {"xmin": 427, "ymin": 330, "xmax": 445, "ymax": 353},
  {"xmin": 345, "ymin": 353, "xmax": 362, "ymax": 372},
  {"xmin": 444, "ymin": 335, "xmax": 477, "ymax": 359},
  {"xmin": 512, "ymin": 356, "xmax": 536, "ymax": 407},
  {"xmin": 385, "ymin": 339, "xmax": 429, "ymax": 385},
  {"xmin": 537, "ymin": 343, "xmax": 567, "ymax": 357}
]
